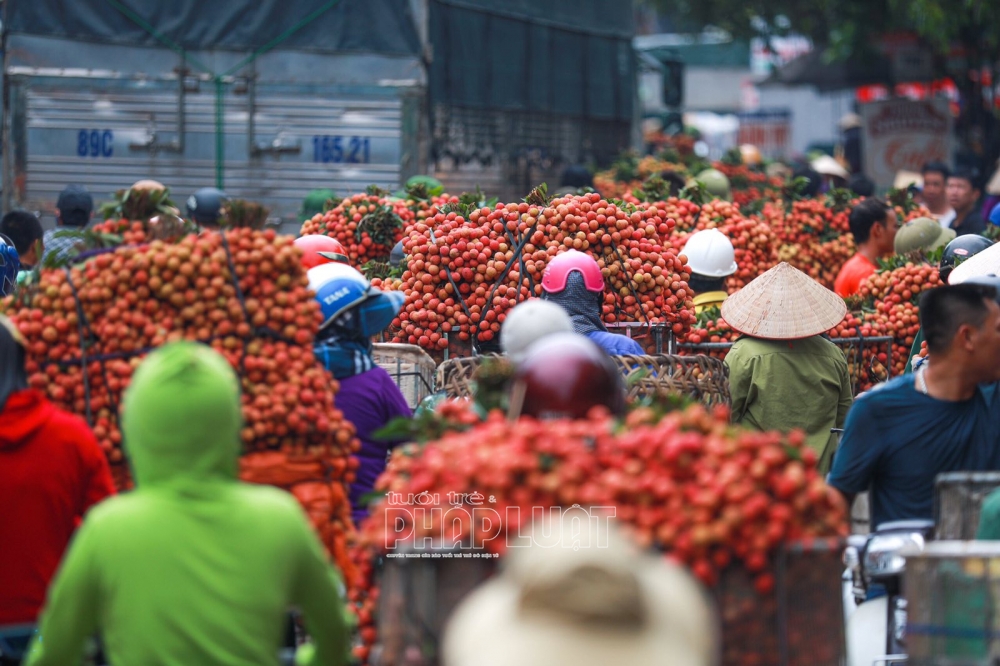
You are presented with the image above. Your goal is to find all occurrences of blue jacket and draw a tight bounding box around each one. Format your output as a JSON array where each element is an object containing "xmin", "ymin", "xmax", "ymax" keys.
[{"xmin": 586, "ymin": 331, "xmax": 645, "ymax": 356}]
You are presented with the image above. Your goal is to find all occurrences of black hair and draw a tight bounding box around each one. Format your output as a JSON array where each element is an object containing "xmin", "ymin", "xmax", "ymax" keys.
[
  {"xmin": 949, "ymin": 167, "xmax": 982, "ymax": 191},
  {"xmin": 921, "ymin": 161, "xmax": 951, "ymax": 180},
  {"xmin": 848, "ymin": 173, "xmax": 875, "ymax": 198},
  {"xmin": 689, "ymin": 273, "xmax": 726, "ymax": 294},
  {"xmin": 659, "ymin": 170, "xmax": 688, "ymax": 195},
  {"xmin": 560, "ymin": 165, "xmax": 593, "ymax": 189},
  {"xmin": 60, "ymin": 209, "xmax": 90, "ymax": 228},
  {"xmin": 792, "ymin": 166, "xmax": 822, "ymax": 197},
  {"xmin": 920, "ymin": 284, "xmax": 997, "ymax": 354},
  {"xmin": 0, "ymin": 211, "xmax": 43, "ymax": 256},
  {"xmin": 848, "ymin": 198, "xmax": 891, "ymax": 244}
]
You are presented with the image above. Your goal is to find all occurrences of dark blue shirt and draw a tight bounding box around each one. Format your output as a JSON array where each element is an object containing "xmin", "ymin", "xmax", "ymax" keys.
[
  {"xmin": 828, "ymin": 375, "xmax": 1000, "ymax": 529},
  {"xmin": 586, "ymin": 331, "xmax": 645, "ymax": 356}
]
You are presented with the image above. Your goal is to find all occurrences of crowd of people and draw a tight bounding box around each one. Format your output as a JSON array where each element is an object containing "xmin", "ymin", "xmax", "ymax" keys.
[{"xmin": 5, "ymin": 165, "xmax": 1000, "ymax": 665}]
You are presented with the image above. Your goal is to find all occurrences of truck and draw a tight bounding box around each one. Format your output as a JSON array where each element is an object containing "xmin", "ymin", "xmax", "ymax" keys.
[{"xmin": 2, "ymin": 0, "xmax": 636, "ymax": 231}]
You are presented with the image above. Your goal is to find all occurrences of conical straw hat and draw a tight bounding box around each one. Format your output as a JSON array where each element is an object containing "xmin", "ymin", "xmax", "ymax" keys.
[
  {"xmin": 720, "ymin": 263, "xmax": 847, "ymax": 340},
  {"xmin": 948, "ymin": 241, "xmax": 1000, "ymax": 284}
]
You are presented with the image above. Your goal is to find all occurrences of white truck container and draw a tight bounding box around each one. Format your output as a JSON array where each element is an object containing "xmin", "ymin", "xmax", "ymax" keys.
[{"xmin": 2, "ymin": 0, "xmax": 427, "ymax": 230}]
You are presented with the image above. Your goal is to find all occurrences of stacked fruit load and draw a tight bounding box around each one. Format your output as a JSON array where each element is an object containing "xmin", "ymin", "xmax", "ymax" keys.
[
  {"xmin": 854, "ymin": 260, "xmax": 942, "ymax": 377},
  {"xmin": 353, "ymin": 403, "xmax": 847, "ymax": 666},
  {"xmin": 662, "ymin": 198, "xmax": 780, "ymax": 293},
  {"xmin": 374, "ymin": 192, "xmax": 696, "ymax": 358},
  {"xmin": 1, "ymin": 224, "xmax": 359, "ymax": 574},
  {"xmin": 299, "ymin": 191, "xmax": 416, "ymax": 265}
]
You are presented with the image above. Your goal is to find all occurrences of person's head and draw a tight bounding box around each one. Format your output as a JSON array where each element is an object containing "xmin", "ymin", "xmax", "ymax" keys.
[
  {"xmin": 560, "ymin": 165, "xmax": 593, "ymax": 190},
  {"xmin": 919, "ymin": 282, "xmax": 1000, "ymax": 381},
  {"xmin": 294, "ymin": 235, "xmax": 349, "ymax": 270},
  {"xmin": 0, "ymin": 314, "xmax": 29, "ymax": 412},
  {"xmin": 720, "ymin": 262, "xmax": 847, "ymax": 340},
  {"xmin": 300, "ymin": 188, "xmax": 337, "ymax": 222},
  {"xmin": 121, "ymin": 342, "xmax": 242, "ymax": 487},
  {"xmin": 848, "ymin": 173, "xmax": 875, "ymax": 198},
  {"xmin": 848, "ymin": 198, "xmax": 897, "ymax": 255},
  {"xmin": 893, "ymin": 217, "xmax": 955, "ymax": 256},
  {"xmin": 683, "ymin": 229, "xmax": 737, "ymax": 294},
  {"xmin": 791, "ymin": 166, "xmax": 822, "ymax": 197},
  {"xmin": 921, "ymin": 162, "xmax": 950, "ymax": 209},
  {"xmin": 839, "ymin": 113, "xmax": 862, "ymax": 133},
  {"xmin": 0, "ymin": 234, "xmax": 19, "ymax": 297},
  {"xmin": 811, "ymin": 155, "xmax": 850, "ymax": 184},
  {"xmin": 500, "ymin": 299, "xmax": 575, "ymax": 363},
  {"xmin": 0, "ymin": 211, "xmax": 44, "ymax": 267},
  {"xmin": 696, "ymin": 169, "xmax": 731, "ymax": 201},
  {"xmin": 509, "ymin": 333, "xmax": 625, "ymax": 420},
  {"xmin": 947, "ymin": 168, "xmax": 981, "ymax": 215},
  {"xmin": 56, "ymin": 184, "xmax": 93, "ymax": 228},
  {"xmin": 186, "ymin": 188, "xmax": 228, "ymax": 228},
  {"xmin": 658, "ymin": 170, "xmax": 688, "ymax": 196},
  {"xmin": 308, "ymin": 262, "xmax": 404, "ymax": 341},
  {"xmin": 131, "ymin": 179, "xmax": 166, "ymax": 193},
  {"xmin": 443, "ymin": 513, "xmax": 718, "ymax": 666},
  {"xmin": 541, "ymin": 250, "xmax": 605, "ymax": 315},
  {"xmin": 740, "ymin": 144, "xmax": 762, "ymax": 166},
  {"xmin": 939, "ymin": 234, "xmax": 995, "ymax": 283}
]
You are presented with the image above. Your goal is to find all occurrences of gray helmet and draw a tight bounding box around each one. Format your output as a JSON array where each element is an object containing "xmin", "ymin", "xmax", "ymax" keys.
[{"xmin": 186, "ymin": 188, "xmax": 228, "ymax": 226}]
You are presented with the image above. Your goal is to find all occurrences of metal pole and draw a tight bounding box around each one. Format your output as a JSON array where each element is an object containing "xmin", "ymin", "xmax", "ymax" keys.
[{"xmin": 215, "ymin": 76, "xmax": 224, "ymax": 190}]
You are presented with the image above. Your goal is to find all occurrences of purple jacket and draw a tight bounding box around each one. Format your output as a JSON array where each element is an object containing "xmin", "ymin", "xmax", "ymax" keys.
[{"xmin": 335, "ymin": 366, "xmax": 412, "ymax": 526}]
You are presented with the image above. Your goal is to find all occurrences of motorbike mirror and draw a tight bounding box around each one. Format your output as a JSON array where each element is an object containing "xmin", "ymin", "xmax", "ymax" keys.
[{"xmin": 863, "ymin": 532, "xmax": 926, "ymax": 579}]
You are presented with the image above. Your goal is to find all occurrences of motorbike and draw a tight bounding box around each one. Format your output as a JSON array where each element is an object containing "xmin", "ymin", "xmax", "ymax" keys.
[
  {"xmin": 844, "ymin": 519, "xmax": 934, "ymax": 666},
  {"xmin": 0, "ymin": 625, "xmax": 35, "ymax": 666},
  {"xmin": 0, "ymin": 617, "xmax": 299, "ymax": 666}
]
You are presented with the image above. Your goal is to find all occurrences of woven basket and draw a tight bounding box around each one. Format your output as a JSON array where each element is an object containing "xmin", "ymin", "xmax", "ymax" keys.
[
  {"xmin": 371, "ymin": 344, "xmax": 437, "ymax": 409},
  {"xmin": 614, "ymin": 354, "xmax": 730, "ymax": 407},
  {"xmin": 435, "ymin": 354, "xmax": 502, "ymax": 400},
  {"xmin": 436, "ymin": 353, "xmax": 730, "ymax": 407}
]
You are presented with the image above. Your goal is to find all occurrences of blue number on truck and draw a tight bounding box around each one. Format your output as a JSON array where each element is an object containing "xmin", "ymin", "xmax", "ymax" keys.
[
  {"xmin": 77, "ymin": 130, "xmax": 113, "ymax": 158},
  {"xmin": 312, "ymin": 136, "xmax": 370, "ymax": 163}
]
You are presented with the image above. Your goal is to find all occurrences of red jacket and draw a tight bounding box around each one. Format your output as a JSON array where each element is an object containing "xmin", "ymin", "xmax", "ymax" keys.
[{"xmin": 0, "ymin": 389, "xmax": 115, "ymax": 625}]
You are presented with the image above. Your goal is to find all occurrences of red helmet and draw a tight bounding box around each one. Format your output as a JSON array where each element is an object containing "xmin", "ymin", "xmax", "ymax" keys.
[
  {"xmin": 510, "ymin": 333, "xmax": 625, "ymax": 420},
  {"xmin": 294, "ymin": 235, "xmax": 349, "ymax": 270},
  {"xmin": 541, "ymin": 249, "xmax": 604, "ymax": 294}
]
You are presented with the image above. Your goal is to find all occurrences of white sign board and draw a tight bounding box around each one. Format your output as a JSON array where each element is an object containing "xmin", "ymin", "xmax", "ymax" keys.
[{"xmin": 861, "ymin": 98, "xmax": 952, "ymax": 190}]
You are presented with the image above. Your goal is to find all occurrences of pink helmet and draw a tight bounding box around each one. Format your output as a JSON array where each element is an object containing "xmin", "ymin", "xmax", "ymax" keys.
[{"xmin": 541, "ymin": 249, "xmax": 604, "ymax": 294}]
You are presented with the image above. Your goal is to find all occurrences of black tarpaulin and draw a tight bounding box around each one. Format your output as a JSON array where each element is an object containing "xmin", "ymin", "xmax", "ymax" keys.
[
  {"xmin": 428, "ymin": 0, "xmax": 635, "ymax": 121},
  {"xmin": 3, "ymin": 0, "xmax": 422, "ymax": 57}
]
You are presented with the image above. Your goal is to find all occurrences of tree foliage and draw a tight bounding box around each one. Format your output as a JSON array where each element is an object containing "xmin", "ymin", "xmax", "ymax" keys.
[{"xmin": 645, "ymin": 0, "xmax": 1000, "ymax": 64}]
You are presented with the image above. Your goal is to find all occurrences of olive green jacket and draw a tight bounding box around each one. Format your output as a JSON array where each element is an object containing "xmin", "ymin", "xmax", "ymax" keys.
[{"xmin": 725, "ymin": 335, "xmax": 853, "ymax": 473}]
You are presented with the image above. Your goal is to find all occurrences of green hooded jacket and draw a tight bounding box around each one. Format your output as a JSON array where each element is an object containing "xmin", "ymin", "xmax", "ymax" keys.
[{"xmin": 26, "ymin": 342, "xmax": 348, "ymax": 666}]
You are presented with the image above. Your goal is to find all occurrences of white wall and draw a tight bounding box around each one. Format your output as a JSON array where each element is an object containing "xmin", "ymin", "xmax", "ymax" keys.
[
  {"xmin": 684, "ymin": 67, "xmax": 751, "ymax": 113},
  {"xmin": 755, "ymin": 84, "xmax": 856, "ymax": 155}
]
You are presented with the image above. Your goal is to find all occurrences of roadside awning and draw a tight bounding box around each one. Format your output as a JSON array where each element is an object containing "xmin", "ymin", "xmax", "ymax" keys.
[{"xmin": 760, "ymin": 49, "xmax": 904, "ymax": 92}]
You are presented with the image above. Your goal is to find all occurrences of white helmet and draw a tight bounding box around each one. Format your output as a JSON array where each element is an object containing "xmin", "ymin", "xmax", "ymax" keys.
[
  {"xmin": 500, "ymin": 300, "xmax": 574, "ymax": 363},
  {"xmin": 682, "ymin": 229, "xmax": 738, "ymax": 278}
]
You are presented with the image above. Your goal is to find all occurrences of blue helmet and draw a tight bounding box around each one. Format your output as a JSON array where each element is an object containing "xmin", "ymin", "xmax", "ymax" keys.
[
  {"xmin": 0, "ymin": 233, "xmax": 20, "ymax": 297},
  {"xmin": 307, "ymin": 263, "xmax": 405, "ymax": 336},
  {"xmin": 990, "ymin": 202, "xmax": 1000, "ymax": 227}
]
